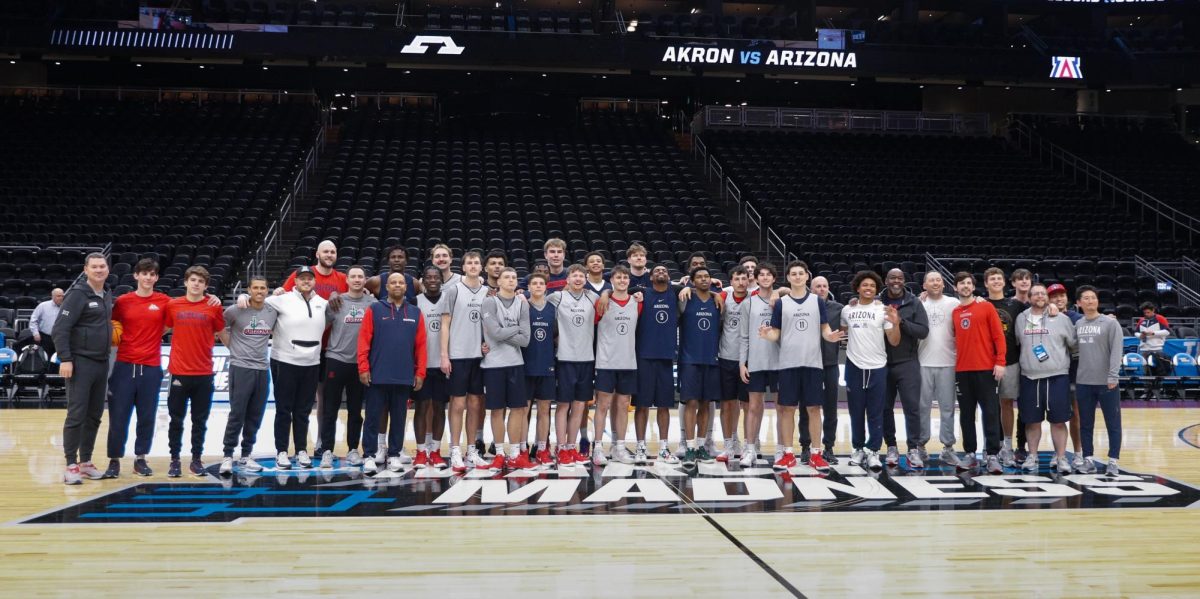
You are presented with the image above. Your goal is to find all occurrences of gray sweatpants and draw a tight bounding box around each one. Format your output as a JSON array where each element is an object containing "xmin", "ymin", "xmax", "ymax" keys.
[
  {"xmin": 63, "ymin": 355, "xmax": 110, "ymax": 466},
  {"xmin": 920, "ymin": 365, "xmax": 957, "ymax": 448},
  {"xmin": 223, "ymin": 366, "xmax": 271, "ymax": 458}
]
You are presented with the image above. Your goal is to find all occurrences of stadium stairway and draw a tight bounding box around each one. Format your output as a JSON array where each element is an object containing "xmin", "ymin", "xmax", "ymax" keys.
[{"xmin": 263, "ymin": 138, "xmax": 339, "ymax": 286}]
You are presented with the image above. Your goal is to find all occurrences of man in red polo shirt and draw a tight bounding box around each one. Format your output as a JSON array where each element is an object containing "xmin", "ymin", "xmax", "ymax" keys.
[{"xmin": 164, "ymin": 266, "xmax": 225, "ymax": 478}]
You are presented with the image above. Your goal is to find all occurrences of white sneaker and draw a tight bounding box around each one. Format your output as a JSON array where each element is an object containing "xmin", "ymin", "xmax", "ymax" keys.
[
  {"xmin": 592, "ymin": 447, "xmax": 609, "ymax": 466},
  {"xmin": 387, "ymin": 456, "xmax": 402, "ymax": 472},
  {"xmin": 1021, "ymin": 452, "xmax": 1039, "ymax": 471},
  {"xmin": 320, "ymin": 450, "xmax": 334, "ymax": 469},
  {"xmin": 906, "ymin": 448, "xmax": 924, "ymax": 469},
  {"xmin": 399, "ymin": 452, "xmax": 413, "ymax": 465},
  {"xmin": 866, "ymin": 450, "xmax": 883, "ymax": 470},
  {"xmin": 240, "ymin": 455, "xmax": 264, "ymax": 472},
  {"xmin": 1056, "ymin": 456, "xmax": 1072, "ymax": 474},
  {"xmin": 450, "ymin": 447, "xmax": 466, "ymax": 472},
  {"xmin": 1071, "ymin": 454, "xmax": 1085, "ymax": 472},
  {"xmin": 296, "ymin": 451, "xmax": 312, "ymax": 468},
  {"xmin": 731, "ymin": 437, "xmax": 743, "ymax": 458},
  {"xmin": 275, "ymin": 452, "xmax": 292, "ymax": 470},
  {"xmin": 739, "ymin": 445, "xmax": 756, "ymax": 468},
  {"xmin": 774, "ymin": 447, "xmax": 784, "ymax": 465},
  {"xmin": 468, "ymin": 450, "xmax": 490, "ymax": 469},
  {"xmin": 219, "ymin": 457, "xmax": 234, "ymax": 475},
  {"xmin": 1106, "ymin": 459, "xmax": 1119, "ymax": 476},
  {"xmin": 63, "ymin": 464, "xmax": 82, "ymax": 485},
  {"xmin": 345, "ymin": 449, "xmax": 363, "ymax": 466},
  {"xmin": 633, "ymin": 446, "xmax": 648, "ymax": 464},
  {"xmin": 885, "ymin": 446, "xmax": 900, "ymax": 467},
  {"xmin": 613, "ymin": 445, "xmax": 634, "ymax": 464},
  {"xmin": 849, "ymin": 449, "xmax": 866, "ymax": 466},
  {"xmin": 703, "ymin": 436, "xmax": 717, "ymax": 457},
  {"xmin": 939, "ymin": 447, "xmax": 960, "ymax": 467},
  {"xmin": 375, "ymin": 446, "xmax": 387, "ymax": 464},
  {"xmin": 363, "ymin": 457, "xmax": 378, "ymax": 475},
  {"xmin": 657, "ymin": 446, "xmax": 680, "ymax": 464},
  {"xmin": 1077, "ymin": 457, "xmax": 1097, "ymax": 474},
  {"xmin": 717, "ymin": 448, "xmax": 734, "ymax": 463}
]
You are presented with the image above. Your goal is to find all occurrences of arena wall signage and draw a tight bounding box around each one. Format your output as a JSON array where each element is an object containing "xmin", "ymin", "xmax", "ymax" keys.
[
  {"xmin": 1051, "ymin": 55, "xmax": 1083, "ymax": 79},
  {"xmin": 660, "ymin": 45, "xmax": 858, "ymax": 69},
  {"xmin": 21, "ymin": 458, "xmax": 1199, "ymax": 524}
]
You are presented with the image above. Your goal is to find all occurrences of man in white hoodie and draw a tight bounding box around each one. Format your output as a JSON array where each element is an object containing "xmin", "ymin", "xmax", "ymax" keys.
[{"xmin": 265, "ymin": 266, "xmax": 329, "ymax": 470}]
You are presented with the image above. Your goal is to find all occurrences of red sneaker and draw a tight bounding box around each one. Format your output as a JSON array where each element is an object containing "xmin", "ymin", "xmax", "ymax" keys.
[
  {"xmin": 557, "ymin": 448, "xmax": 573, "ymax": 466},
  {"xmin": 809, "ymin": 451, "xmax": 831, "ymax": 471},
  {"xmin": 716, "ymin": 452, "xmax": 729, "ymax": 463},
  {"xmin": 427, "ymin": 451, "xmax": 447, "ymax": 469},
  {"xmin": 413, "ymin": 450, "xmax": 429, "ymax": 469},
  {"xmin": 486, "ymin": 455, "xmax": 506, "ymax": 471},
  {"xmin": 511, "ymin": 451, "xmax": 537, "ymax": 470},
  {"xmin": 773, "ymin": 452, "xmax": 797, "ymax": 470},
  {"xmin": 569, "ymin": 448, "xmax": 586, "ymax": 465},
  {"xmin": 535, "ymin": 448, "xmax": 552, "ymax": 466}
]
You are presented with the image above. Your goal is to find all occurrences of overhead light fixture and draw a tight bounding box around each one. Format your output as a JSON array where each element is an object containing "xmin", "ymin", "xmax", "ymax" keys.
[
  {"xmin": 343, "ymin": 68, "xmax": 349, "ymax": 72},
  {"xmin": 8, "ymin": 60, "xmax": 15, "ymax": 65},
  {"xmin": 262, "ymin": 66, "xmax": 268, "ymax": 70},
  {"xmin": 54, "ymin": 61, "xmax": 61, "ymax": 65},
  {"xmin": 957, "ymin": 86, "xmax": 963, "ymax": 90},
  {"xmin": 740, "ymin": 102, "xmax": 747, "ymax": 106},
  {"xmin": 1005, "ymin": 86, "xmax": 1011, "ymax": 90},
  {"xmin": 919, "ymin": 85, "xmax": 925, "ymax": 89},
  {"xmin": 541, "ymin": 73, "xmax": 547, "ymax": 77},
  {"xmin": 199, "ymin": 65, "xmax": 205, "ymax": 69},
  {"xmin": 661, "ymin": 100, "xmax": 668, "ymax": 104},
  {"xmin": 690, "ymin": 8, "xmax": 698, "ymax": 14},
  {"xmin": 850, "ymin": 83, "xmax": 856, "ymax": 87},
  {"xmin": 661, "ymin": 77, "xmax": 667, "ymax": 80},
  {"xmin": 404, "ymin": 70, "xmax": 411, "ymax": 74},
  {"xmin": 1105, "ymin": 89, "xmax": 1111, "ymax": 93},
  {"xmin": 136, "ymin": 63, "xmax": 142, "ymax": 67},
  {"xmin": 1177, "ymin": 87, "xmax": 1183, "ymax": 91}
]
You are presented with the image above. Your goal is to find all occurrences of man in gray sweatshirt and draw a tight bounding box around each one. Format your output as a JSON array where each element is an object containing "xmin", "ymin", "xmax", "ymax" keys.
[
  {"xmin": 1014, "ymin": 283, "xmax": 1077, "ymax": 474},
  {"xmin": 321, "ymin": 266, "xmax": 376, "ymax": 468},
  {"xmin": 481, "ymin": 267, "xmax": 532, "ymax": 471},
  {"xmin": 1072, "ymin": 285, "xmax": 1124, "ymax": 476}
]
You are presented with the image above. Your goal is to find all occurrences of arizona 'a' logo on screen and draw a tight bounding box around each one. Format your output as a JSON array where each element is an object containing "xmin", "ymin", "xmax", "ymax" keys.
[{"xmin": 1050, "ymin": 56, "xmax": 1083, "ymax": 79}]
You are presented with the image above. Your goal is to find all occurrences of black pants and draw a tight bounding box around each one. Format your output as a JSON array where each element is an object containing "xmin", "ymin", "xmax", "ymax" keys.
[
  {"xmin": 63, "ymin": 355, "xmax": 109, "ymax": 466},
  {"xmin": 167, "ymin": 374, "xmax": 214, "ymax": 460},
  {"xmin": 883, "ymin": 359, "xmax": 923, "ymax": 450},
  {"xmin": 363, "ymin": 384, "xmax": 411, "ymax": 457},
  {"xmin": 956, "ymin": 370, "xmax": 1001, "ymax": 456},
  {"xmin": 799, "ymin": 364, "xmax": 841, "ymax": 449},
  {"xmin": 223, "ymin": 366, "xmax": 270, "ymax": 457},
  {"xmin": 107, "ymin": 361, "xmax": 162, "ymax": 458},
  {"xmin": 321, "ymin": 358, "xmax": 365, "ymax": 452},
  {"xmin": 271, "ymin": 359, "xmax": 319, "ymax": 454}
]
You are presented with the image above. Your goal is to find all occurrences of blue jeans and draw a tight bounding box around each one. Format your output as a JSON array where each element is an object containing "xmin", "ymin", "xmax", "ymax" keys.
[
  {"xmin": 1076, "ymin": 384, "xmax": 1122, "ymax": 459},
  {"xmin": 845, "ymin": 362, "xmax": 887, "ymax": 452},
  {"xmin": 107, "ymin": 361, "xmax": 163, "ymax": 458}
]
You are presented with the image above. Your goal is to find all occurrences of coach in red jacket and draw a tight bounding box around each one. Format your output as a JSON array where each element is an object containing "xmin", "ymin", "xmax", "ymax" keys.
[{"xmin": 357, "ymin": 272, "xmax": 427, "ymax": 474}]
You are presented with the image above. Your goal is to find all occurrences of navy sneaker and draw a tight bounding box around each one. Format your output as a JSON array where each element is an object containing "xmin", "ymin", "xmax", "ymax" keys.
[
  {"xmin": 102, "ymin": 459, "xmax": 121, "ymax": 479},
  {"xmin": 167, "ymin": 459, "xmax": 182, "ymax": 478},
  {"xmin": 189, "ymin": 458, "xmax": 206, "ymax": 477}
]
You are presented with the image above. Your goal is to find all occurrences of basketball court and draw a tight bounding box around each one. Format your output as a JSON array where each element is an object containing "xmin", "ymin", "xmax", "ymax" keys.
[{"xmin": 4, "ymin": 405, "xmax": 1199, "ymax": 597}]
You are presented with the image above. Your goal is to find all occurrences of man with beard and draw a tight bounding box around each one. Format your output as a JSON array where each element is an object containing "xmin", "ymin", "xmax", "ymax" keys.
[
  {"xmin": 918, "ymin": 272, "xmax": 963, "ymax": 466},
  {"xmin": 319, "ymin": 266, "xmax": 374, "ymax": 469},
  {"xmin": 879, "ymin": 269, "xmax": 929, "ymax": 469},
  {"xmin": 1014, "ymin": 283, "xmax": 1077, "ymax": 473}
]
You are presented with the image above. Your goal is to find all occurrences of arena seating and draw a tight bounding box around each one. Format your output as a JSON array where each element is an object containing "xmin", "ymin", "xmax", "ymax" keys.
[
  {"xmin": 283, "ymin": 107, "xmax": 748, "ymax": 281},
  {"xmin": 1020, "ymin": 115, "xmax": 1200, "ymax": 220},
  {"xmin": 0, "ymin": 98, "xmax": 317, "ymax": 306},
  {"xmin": 701, "ymin": 129, "xmax": 1193, "ymax": 314}
]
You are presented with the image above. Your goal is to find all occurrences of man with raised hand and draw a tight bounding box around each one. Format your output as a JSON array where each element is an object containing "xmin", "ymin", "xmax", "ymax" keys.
[{"xmin": 481, "ymin": 267, "xmax": 533, "ymax": 471}]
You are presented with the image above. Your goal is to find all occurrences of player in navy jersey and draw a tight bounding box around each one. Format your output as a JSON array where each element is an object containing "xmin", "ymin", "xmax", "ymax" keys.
[
  {"xmin": 365, "ymin": 245, "xmax": 419, "ymax": 305},
  {"xmin": 542, "ymin": 238, "xmax": 569, "ymax": 294},
  {"xmin": 583, "ymin": 251, "xmax": 612, "ymax": 295},
  {"xmin": 630, "ymin": 264, "xmax": 682, "ymax": 464},
  {"xmin": 762, "ymin": 261, "xmax": 845, "ymax": 471},
  {"xmin": 523, "ymin": 272, "xmax": 557, "ymax": 465},
  {"xmin": 677, "ymin": 266, "xmax": 724, "ymax": 466}
]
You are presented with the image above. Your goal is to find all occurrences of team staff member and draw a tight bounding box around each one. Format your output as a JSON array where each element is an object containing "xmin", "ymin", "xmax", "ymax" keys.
[
  {"xmin": 809, "ymin": 275, "xmax": 843, "ymax": 465},
  {"xmin": 762, "ymin": 261, "xmax": 843, "ymax": 471},
  {"xmin": 56, "ymin": 253, "xmax": 114, "ymax": 485},
  {"xmin": 481, "ymin": 267, "xmax": 533, "ymax": 470},
  {"xmin": 523, "ymin": 273, "xmax": 557, "ymax": 465},
  {"xmin": 320, "ymin": 266, "xmax": 374, "ymax": 469},
  {"xmin": 163, "ymin": 266, "xmax": 226, "ymax": 478},
  {"xmin": 842, "ymin": 271, "xmax": 900, "ymax": 470},
  {"xmin": 1073, "ymin": 285, "xmax": 1124, "ymax": 476},
  {"xmin": 29, "ymin": 288, "xmax": 64, "ymax": 358},
  {"xmin": 984, "ymin": 267, "xmax": 1027, "ymax": 467},
  {"xmin": 739, "ymin": 263, "xmax": 781, "ymax": 468},
  {"xmin": 414, "ymin": 265, "xmax": 449, "ymax": 469},
  {"xmin": 918, "ymin": 272, "xmax": 963, "ymax": 466},
  {"xmin": 879, "ymin": 269, "xmax": 929, "ymax": 468},
  {"xmin": 548, "ymin": 265, "xmax": 600, "ymax": 465},
  {"xmin": 218, "ymin": 277, "xmax": 276, "ymax": 475},
  {"xmin": 1014, "ymin": 283, "xmax": 1077, "ymax": 473},
  {"xmin": 593, "ymin": 266, "xmax": 640, "ymax": 466},
  {"xmin": 951, "ymin": 272, "xmax": 1007, "ymax": 474},
  {"xmin": 266, "ymin": 266, "xmax": 329, "ymax": 470},
  {"xmin": 365, "ymin": 245, "xmax": 419, "ymax": 304},
  {"xmin": 441, "ymin": 251, "xmax": 490, "ymax": 472},
  {"xmin": 357, "ymin": 273, "xmax": 427, "ymax": 475}
]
